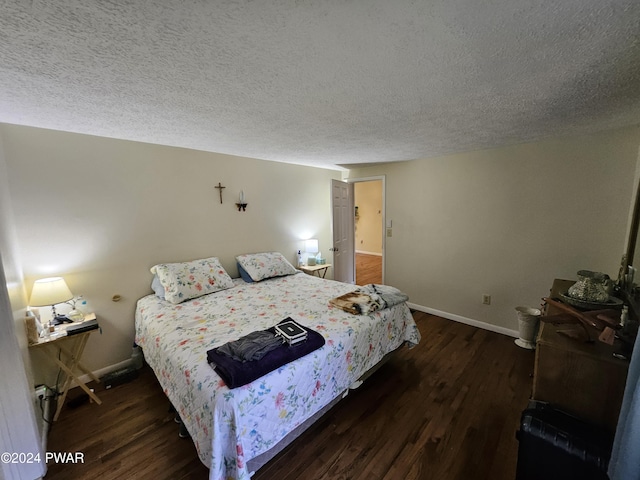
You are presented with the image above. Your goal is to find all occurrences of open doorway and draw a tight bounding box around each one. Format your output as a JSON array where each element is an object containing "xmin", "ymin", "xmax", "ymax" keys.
[{"xmin": 353, "ymin": 178, "xmax": 384, "ymax": 285}]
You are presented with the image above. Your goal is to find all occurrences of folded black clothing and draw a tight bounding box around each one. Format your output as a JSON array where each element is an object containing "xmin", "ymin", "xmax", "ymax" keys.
[
  {"xmin": 207, "ymin": 318, "xmax": 325, "ymax": 389},
  {"xmin": 217, "ymin": 330, "xmax": 284, "ymax": 362}
]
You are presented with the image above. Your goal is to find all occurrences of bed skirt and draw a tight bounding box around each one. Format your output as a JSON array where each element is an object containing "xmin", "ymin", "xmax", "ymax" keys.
[{"xmin": 246, "ymin": 348, "xmax": 396, "ymax": 473}]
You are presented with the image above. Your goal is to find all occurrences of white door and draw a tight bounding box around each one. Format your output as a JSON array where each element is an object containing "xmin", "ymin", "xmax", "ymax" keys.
[{"xmin": 331, "ymin": 179, "xmax": 355, "ymax": 283}]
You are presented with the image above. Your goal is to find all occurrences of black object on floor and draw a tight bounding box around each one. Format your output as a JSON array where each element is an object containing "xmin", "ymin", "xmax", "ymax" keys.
[
  {"xmin": 100, "ymin": 366, "xmax": 139, "ymax": 389},
  {"xmin": 67, "ymin": 393, "xmax": 89, "ymax": 408},
  {"xmin": 516, "ymin": 400, "xmax": 613, "ymax": 480}
]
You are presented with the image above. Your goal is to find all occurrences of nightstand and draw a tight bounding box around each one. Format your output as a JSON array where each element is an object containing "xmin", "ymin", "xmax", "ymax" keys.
[
  {"xmin": 29, "ymin": 313, "xmax": 102, "ymax": 420},
  {"xmin": 299, "ymin": 264, "xmax": 332, "ymax": 278}
]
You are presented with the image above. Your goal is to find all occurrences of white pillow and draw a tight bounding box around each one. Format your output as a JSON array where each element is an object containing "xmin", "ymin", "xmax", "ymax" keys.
[
  {"xmin": 235, "ymin": 252, "xmax": 297, "ymax": 282},
  {"xmin": 150, "ymin": 257, "xmax": 234, "ymax": 304}
]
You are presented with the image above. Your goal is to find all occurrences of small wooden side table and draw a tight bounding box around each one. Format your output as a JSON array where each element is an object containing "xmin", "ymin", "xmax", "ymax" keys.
[
  {"xmin": 300, "ymin": 264, "xmax": 332, "ymax": 278},
  {"xmin": 29, "ymin": 313, "xmax": 102, "ymax": 420}
]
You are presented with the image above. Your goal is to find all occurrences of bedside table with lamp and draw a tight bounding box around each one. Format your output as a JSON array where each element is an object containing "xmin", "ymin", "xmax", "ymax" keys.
[{"xmin": 28, "ymin": 277, "xmax": 102, "ymax": 420}]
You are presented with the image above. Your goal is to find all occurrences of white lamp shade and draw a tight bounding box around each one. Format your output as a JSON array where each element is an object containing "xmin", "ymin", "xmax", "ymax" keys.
[
  {"xmin": 305, "ymin": 239, "xmax": 319, "ymax": 254},
  {"xmin": 29, "ymin": 277, "xmax": 73, "ymax": 307}
]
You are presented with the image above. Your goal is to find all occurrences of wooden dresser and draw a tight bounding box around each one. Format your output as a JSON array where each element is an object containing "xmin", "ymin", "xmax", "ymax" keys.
[{"xmin": 532, "ymin": 279, "xmax": 630, "ymax": 433}]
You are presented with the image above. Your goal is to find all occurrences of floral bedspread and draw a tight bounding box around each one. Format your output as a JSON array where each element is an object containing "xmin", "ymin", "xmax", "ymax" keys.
[{"xmin": 135, "ymin": 272, "xmax": 420, "ymax": 480}]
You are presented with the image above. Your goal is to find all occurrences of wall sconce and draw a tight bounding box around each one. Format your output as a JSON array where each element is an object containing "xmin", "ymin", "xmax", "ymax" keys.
[
  {"xmin": 29, "ymin": 277, "xmax": 74, "ymax": 325},
  {"xmin": 236, "ymin": 190, "xmax": 248, "ymax": 212}
]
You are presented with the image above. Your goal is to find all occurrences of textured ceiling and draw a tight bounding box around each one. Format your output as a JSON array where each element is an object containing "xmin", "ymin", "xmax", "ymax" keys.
[{"xmin": 1, "ymin": 1, "xmax": 640, "ymax": 170}]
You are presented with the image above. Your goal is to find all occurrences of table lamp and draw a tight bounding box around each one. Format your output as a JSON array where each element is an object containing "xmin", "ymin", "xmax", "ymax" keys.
[
  {"xmin": 30, "ymin": 277, "xmax": 74, "ymax": 325},
  {"xmin": 305, "ymin": 239, "xmax": 319, "ymax": 266}
]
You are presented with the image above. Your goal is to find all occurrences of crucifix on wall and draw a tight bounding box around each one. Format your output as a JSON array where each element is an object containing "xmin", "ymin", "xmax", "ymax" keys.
[{"xmin": 214, "ymin": 182, "xmax": 226, "ymax": 204}]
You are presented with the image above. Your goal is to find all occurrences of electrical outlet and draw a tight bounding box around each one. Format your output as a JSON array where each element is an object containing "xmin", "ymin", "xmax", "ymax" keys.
[
  {"xmin": 35, "ymin": 385, "xmax": 47, "ymax": 400},
  {"xmin": 482, "ymin": 294, "xmax": 491, "ymax": 305},
  {"xmin": 386, "ymin": 228, "xmax": 392, "ymax": 237}
]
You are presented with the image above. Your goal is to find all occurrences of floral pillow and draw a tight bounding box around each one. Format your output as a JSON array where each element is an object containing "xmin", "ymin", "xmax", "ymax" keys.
[
  {"xmin": 150, "ymin": 257, "xmax": 234, "ymax": 304},
  {"xmin": 235, "ymin": 252, "xmax": 298, "ymax": 282}
]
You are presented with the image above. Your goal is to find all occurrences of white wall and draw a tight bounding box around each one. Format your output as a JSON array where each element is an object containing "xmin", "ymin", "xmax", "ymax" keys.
[
  {"xmin": 1, "ymin": 124, "xmax": 340, "ymax": 385},
  {"xmin": 0, "ymin": 133, "xmax": 31, "ymax": 370},
  {"xmin": 5, "ymin": 123, "xmax": 639, "ymax": 378},
  {"xmin": 0, "ymin": 130, "xmax": 45, "ymax": 480},
  {"xmin": 348, "ymin": 126, "xmax": 640, "ymax": 332}
]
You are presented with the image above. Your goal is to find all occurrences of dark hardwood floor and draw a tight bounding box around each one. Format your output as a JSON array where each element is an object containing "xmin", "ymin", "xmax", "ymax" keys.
[
  {"xmin": 45, "ymin": 312, "xmax": 534, "ymax": 480},
  {"xmin": 356, "ymin": 253, "xmax": 382, "ymax": 285}
]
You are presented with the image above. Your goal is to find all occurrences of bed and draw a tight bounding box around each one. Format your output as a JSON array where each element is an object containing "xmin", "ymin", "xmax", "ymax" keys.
[{"xmin": 135, "ymin": 253, "xmax": 420, "ymax": 480}]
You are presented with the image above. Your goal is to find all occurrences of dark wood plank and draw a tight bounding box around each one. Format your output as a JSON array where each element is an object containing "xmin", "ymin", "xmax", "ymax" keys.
[{"xmin": 44, "ymin": 312, "xmax": 534, "ymax": 479}]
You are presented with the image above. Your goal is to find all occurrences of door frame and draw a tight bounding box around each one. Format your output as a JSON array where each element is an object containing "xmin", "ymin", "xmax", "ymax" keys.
[{"xmin": 347, "ymin": 175, "xmax": 386, "ymax": 284}]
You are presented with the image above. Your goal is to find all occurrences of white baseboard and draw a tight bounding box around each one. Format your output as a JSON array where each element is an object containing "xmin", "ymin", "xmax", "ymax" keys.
[
  {"xmin": 355, "ymin": 250, "xmax": 383, "ymax": 256},
  {"xmin": 407, "ymin": 302, "xmax": 519, "ymax": 338}
]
